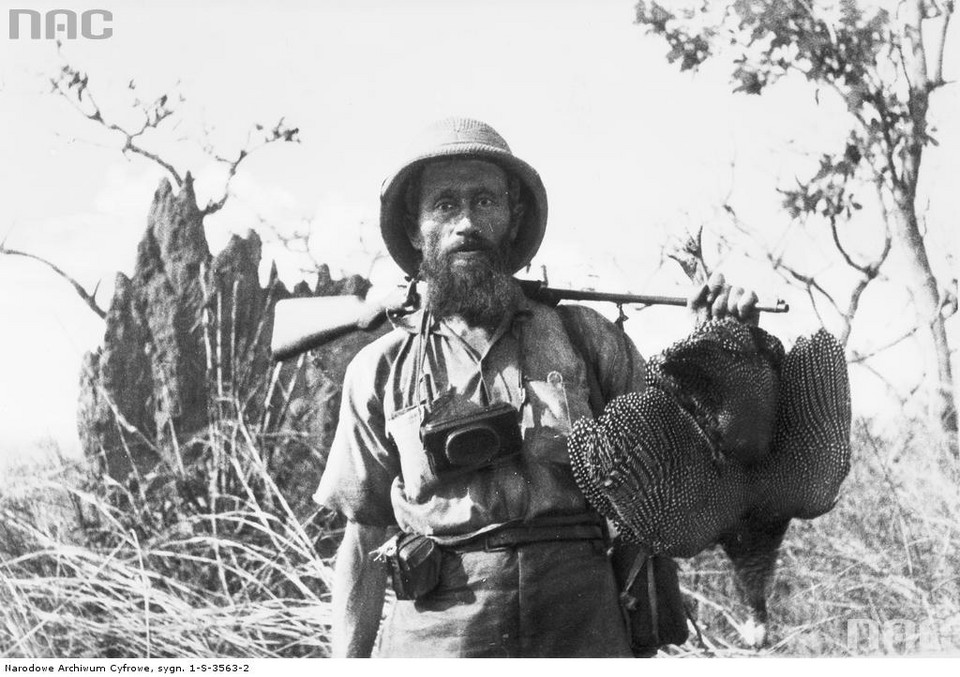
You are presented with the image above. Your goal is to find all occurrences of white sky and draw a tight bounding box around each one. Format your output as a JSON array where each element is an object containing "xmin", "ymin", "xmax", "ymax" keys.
[{"xmin": 0, "ymin": 0, "xmax": 957, "ymax": 463}]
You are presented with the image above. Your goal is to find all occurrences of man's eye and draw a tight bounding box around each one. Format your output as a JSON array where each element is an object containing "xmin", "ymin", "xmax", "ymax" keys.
[
  {"xmin": 435, "ymin": 201, "xmax": 455, "ymax": 212},
  {"xmin": 476, "ymin": 196, "xmax": 496, "ymax": 208}
]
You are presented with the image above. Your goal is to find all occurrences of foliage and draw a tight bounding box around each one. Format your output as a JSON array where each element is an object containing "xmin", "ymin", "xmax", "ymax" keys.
[
  {"xmin": 636, "ymin": 0, "xmax": 947, "ymax": 274},
  {"xmin": 635, "ymin": 0, "xmax": 957, "ymax": 448}
]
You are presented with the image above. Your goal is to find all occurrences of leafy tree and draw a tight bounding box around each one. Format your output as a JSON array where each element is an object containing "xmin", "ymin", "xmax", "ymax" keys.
[{"xmin": 635, "ymin": 0, "xmax": 957, "ymax": 455}]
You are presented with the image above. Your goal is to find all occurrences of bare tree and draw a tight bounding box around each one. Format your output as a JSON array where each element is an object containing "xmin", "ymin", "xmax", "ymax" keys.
[
  {"xmin": 47, "ymin": 53, "xmax": 301, "ymax": 216},
  {"xmin": 0, "ymin": 240, "xmax": 106, "ymax": 318},
  {"xmin": 1, "ymin": 49, "xmax": 303, "ymax": 318}
]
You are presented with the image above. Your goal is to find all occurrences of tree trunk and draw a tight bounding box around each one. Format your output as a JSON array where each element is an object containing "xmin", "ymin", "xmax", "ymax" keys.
[
  {"xmin": 889, "ymin": 0, "xmax": 958, "ymax": 457},
  {"xmin": 891, "ymin": 189, "xmax": 958, "ymax": 457}
]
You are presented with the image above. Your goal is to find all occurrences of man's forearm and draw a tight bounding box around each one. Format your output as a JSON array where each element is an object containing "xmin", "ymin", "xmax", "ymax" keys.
[{"xmin": 331, "ymin": 521, "xmax": 390, "ymax": 658}]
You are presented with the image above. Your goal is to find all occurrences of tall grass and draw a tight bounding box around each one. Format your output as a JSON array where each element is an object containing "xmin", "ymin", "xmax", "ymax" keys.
[
  {"xmin": 4, "ymin": 411, "xmax": 956, "ymax": 657},
  {"xmin": 674, "ymin": 415, "xmax": 960, "ymax": 657},
  {"xmin": 0, "ymin": 275, "xmax": 345, "ymax": 657},
  {"xmin": 0, "ymin": 409, "xmax": 341, "ymax": 658}
]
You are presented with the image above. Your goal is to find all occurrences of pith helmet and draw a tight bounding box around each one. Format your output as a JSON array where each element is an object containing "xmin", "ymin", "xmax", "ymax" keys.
[{"xmin": 380, "ymin": 117, "xmax": 548, "ymax": 276}]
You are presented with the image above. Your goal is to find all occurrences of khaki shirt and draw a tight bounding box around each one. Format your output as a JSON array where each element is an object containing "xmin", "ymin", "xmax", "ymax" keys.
[{"xmin": 313, "ymin": 295, "xmax": 645, "ymax": 537}]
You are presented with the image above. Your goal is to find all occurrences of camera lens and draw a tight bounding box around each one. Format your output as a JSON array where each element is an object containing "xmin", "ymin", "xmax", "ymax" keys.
[{"xmin": 445, "ymin": 425, "xmax": 500, "ymax": 467}]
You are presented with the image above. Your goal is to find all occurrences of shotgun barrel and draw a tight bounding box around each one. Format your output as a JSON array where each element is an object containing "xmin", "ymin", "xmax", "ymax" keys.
[{"xmin": 517, "ymin": 280, "xmax": 790, "ymax": 314}]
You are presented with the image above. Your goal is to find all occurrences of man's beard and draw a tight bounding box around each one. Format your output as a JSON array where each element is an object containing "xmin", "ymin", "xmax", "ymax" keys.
[{"xmin": 419, "ymin": 234, "xmax": 520, "ymax": 329}]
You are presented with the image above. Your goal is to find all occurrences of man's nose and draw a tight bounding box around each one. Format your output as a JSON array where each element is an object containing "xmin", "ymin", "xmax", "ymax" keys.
[{"xmin": 452, "ymin": 206, "xmax": 483, "ymax": 236}]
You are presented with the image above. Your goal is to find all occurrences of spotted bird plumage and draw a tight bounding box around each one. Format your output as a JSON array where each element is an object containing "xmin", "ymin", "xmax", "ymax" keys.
[{"xmin": 568, "ymin": 318, "xmax": 851, "ymax": 647}]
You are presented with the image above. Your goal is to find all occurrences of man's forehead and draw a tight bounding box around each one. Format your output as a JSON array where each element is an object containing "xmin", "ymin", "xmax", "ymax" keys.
[{"xmin": 420, "ymin": 158, "xmax": 507, "ymax": 192}]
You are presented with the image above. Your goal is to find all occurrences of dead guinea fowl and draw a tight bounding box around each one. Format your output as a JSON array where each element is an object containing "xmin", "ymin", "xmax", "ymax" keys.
[{"xmin": 568, "ymin": 318, "xmax": 851, "ymax": 647}]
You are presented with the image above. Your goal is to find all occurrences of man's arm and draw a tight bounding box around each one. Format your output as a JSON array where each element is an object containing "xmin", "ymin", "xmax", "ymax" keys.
[{"xmin": 331, "ymin": 520, "xmax": 390, "ymax": 658}]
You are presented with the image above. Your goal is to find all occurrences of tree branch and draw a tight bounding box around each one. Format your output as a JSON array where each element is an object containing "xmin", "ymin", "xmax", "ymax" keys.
[
  {"xmin": 49, "ymin": 51, "xmax": 184, "ymax": 187},
  {"xmin": 50, "ymin": 48, "xmax": 301, "ymax": 219},
  {"xmin": 849, "ymin": 324, "xmax": 921, "ymax": 363},
  {"xmin": 121, "ymin": 140, "xmax": 183, "ymax": 187},
  {"xmin": 723, "ymin": 202, "xmax": 842, "ymax": 314},
  {"xmin": 200, "ymin": 118, "xmax": 301, "ymax": 217},
  {"xmin": 722, "ymin": 201, "xmax": 886, "ymax": 346},
  {"xmin": 903, "ymin": 0, "xmax": 931, "ymax": 89},
  {"xmin": 855, "ymin": 357, "xmax": 918, "ymax": 403},
  {"xmin": 774, "ymin": 258, "xmax": 843, "ymax": 316},
  {"xmin": 665, "ymin": 225, "xmax": 709, "ymax": 284},
  {"xmin": 929, "ymin": 0, "xmax": 954, "ymax": 87},
  {"xmin": 840, "ymin": 276, "xmax": 872, "ymax": 345},
  {"xmin": 0, "ymin": 245, "xmax": 106, "ymax": 319},
  {"xmin": 829, "ymin": 215, "xmax": 867, "ymax": 273},
  {"xmin": 828, "ymin": 207, "xmax": 890, "ymax": 280},
  {"xmin": 253, "ymin": 213, "xmax": 329, "ymax": 278}
]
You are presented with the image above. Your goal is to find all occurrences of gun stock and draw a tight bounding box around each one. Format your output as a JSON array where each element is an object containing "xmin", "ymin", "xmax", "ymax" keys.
[{"xmin": 271, "ymin": 285, "xmax": 414, "ymax": 361}]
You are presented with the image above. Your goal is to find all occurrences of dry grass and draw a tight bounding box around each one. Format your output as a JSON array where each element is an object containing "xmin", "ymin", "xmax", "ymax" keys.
[
  {"xmin": 2, "ymin": 408, "xmax": 957, "ymax": 657},
  {"xmin": 672, "ymin": 415, "xmax": 960, "ymax": 657},
  {"xmin": 0, "ymin": 264, "xmax": 356, "ymax": 658},
  {"xmin": 0, "ymin": 414, "xmax": 340, "ymax": 658}
]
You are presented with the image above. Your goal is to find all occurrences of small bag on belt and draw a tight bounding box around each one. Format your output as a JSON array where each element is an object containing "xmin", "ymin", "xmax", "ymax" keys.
[
  {"xmin": 611, "ymin": 536, "xmax": 689, "ymax": 657},
  {"xmin": 379, "ymin": 532, "xmax": 443, "ymax": 601}
]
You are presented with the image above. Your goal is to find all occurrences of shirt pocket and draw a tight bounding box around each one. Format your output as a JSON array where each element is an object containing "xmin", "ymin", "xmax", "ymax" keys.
[
  {"xmin": 385, "ymin": 402, "xmax": 436, "ymax": 503},
  {"xmin": 522, "ymin": 371, "xmax": 578, "ymax": 464}
]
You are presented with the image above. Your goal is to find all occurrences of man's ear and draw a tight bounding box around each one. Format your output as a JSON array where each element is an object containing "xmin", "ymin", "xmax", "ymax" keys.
[
  {"xmin": 509, "ymin": 203, "xmax": 526, "ymax": 244},
  {"xmin": 405, "ymin": 216, "xmax": 424, "ymax": 251}
]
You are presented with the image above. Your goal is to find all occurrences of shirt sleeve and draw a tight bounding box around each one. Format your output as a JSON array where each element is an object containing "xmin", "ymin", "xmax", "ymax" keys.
[
  {"xmin": 313, "ymin": 346, "xmax": 401, "ymax": 527},
  {"xmin": 561, "ymin": 304, "xmax": 646, "ymax": 404}
]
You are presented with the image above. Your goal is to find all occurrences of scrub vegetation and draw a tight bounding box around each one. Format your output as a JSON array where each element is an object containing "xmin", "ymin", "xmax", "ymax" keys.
[
  {"xmin": 1, "ymin": 364, "xmax": 958, "ymax": 657},
  {"xmin": 0, "ymin": 390, "xmax": 343, "ymax": 658}
]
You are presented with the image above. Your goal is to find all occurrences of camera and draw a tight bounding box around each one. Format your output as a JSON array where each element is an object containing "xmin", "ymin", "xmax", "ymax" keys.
[{"xmin": 420, "ymin": 401, "xmax": 523, "ymax": 477}]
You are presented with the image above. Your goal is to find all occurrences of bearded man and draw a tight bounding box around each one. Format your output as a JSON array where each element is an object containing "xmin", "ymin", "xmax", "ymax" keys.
[{"xmin": 313, "ymin": 118, "xmax": 758, "ymax": 657}]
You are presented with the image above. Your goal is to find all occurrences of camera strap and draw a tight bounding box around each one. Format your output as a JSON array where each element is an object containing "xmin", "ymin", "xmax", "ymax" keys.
[
  {"xmin": 414, "ymin": 310, "xmax": 526, "ymax": 423},
  {"xmin": 415, "ymin": 310, "xmax": 435, "ymax": 422}
]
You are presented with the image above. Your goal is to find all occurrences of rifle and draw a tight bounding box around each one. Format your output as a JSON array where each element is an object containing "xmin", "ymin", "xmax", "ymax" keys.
[{"xmin": 270, "ymin": 278, "xmax": 789, "ymax": 361}]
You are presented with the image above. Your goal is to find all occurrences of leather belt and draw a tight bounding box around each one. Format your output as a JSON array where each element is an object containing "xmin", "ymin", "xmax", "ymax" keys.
[{"xmin": 447, "ymin": 523, "xmax": 606, "ymax": 552}]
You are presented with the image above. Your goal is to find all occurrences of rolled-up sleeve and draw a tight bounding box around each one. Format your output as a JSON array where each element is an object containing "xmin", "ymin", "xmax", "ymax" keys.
[{"xmin": 313, "ymin": 347, "xmax": 401, "ymax": 527}]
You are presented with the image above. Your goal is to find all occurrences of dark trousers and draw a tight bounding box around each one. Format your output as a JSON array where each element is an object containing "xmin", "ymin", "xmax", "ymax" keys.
[{"xmin": 376, "ymin": 539, "xmax": 632, "ymax": 658}]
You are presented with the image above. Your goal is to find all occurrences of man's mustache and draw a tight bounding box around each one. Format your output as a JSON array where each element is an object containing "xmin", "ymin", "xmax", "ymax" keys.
[{"xmin": 448, "ymin": 236, "xmax": 495, "ymax": 255}]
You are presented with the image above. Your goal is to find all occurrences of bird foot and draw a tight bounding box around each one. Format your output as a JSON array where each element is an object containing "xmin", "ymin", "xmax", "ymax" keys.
[{"xmin": 737, "ymin": 617, "xmax": 767, "ymax": 649}]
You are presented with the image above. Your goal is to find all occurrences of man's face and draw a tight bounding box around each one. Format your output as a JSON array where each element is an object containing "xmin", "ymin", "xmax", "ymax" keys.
[
  {"xmin": 410, "ymin": 159, "xmax": 517, "ymax": 266},
  {"xmin": 409, "ymin": 158, "xmax": 521, "ymax": 327}
]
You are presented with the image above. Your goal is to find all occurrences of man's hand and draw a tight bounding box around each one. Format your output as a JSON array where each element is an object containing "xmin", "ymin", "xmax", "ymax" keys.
[{"xmin": 688, "ymin": 271, "xmax": 759, "ymax": 326}]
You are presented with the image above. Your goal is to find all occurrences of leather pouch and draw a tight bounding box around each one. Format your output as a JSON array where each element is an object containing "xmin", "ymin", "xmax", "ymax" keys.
[
  {"xmin": 611, "ymin": 536, "xmax": 689, "ymax": 656},
  {"xmin": 383, "ymin": 533, "xmax": 443, "ymax": 601}
]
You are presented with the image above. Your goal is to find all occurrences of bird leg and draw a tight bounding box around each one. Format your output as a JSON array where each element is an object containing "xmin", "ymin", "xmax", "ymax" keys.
[{"xmin": 717, "ymin": 517, "xmax": 790, "ymax": 649}]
